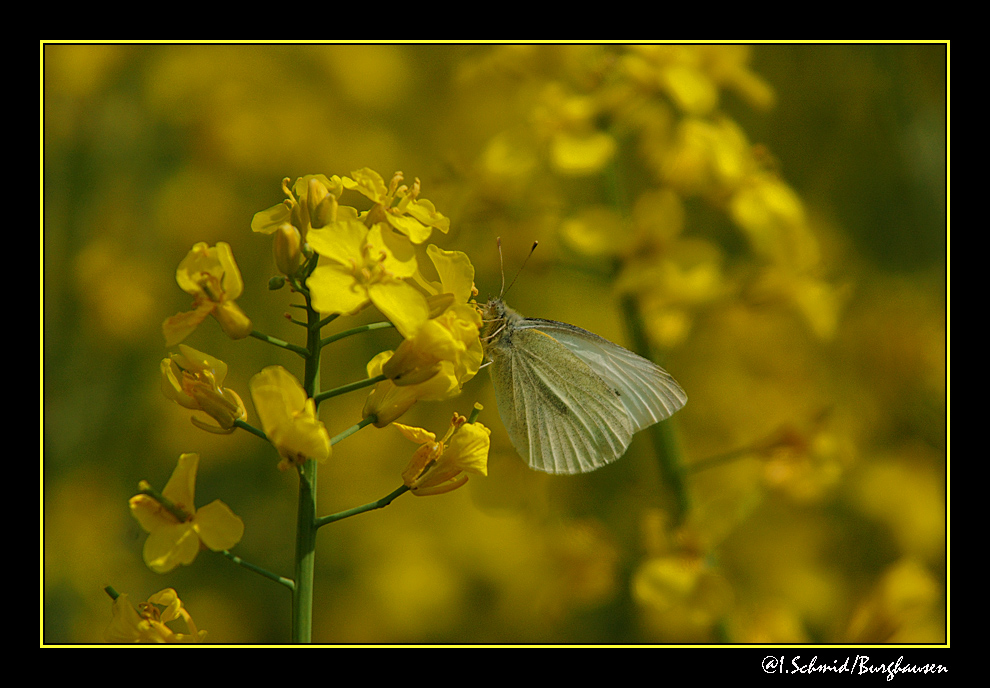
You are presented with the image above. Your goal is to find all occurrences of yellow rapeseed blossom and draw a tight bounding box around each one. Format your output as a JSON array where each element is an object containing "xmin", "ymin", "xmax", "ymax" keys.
[
  {"xmin": 383, "ymin": 304, "xmax": 483, "ymax": 387},
  {"xmin": 729, "ymin": 172, "xmax": 816, "ymax": 269},
  {"xmin": 272, "ymin": 222, "xmax": 304, "ymax": 276},
  {"xmin": 343, "ymin": 168, "xmax": 449, "ymax": 244},
  {"xmin": 162, "ymin": 242, "xmax": 253, "ymax": 346},
  {"xmin": 632, "ymin": 553, "xmax": 731, "ymax": 642},
  {"xmin": 105, "ymin": 588, "xmax": 206, "ymax": 643},
  {"xmin": 416, "ymin": 244, "xmax": 478, "ymax": 305},
  {"xmin": 129, "ymin": 453, "xmax": 245, "ymax": 574},
  {"xmin": 249, "ymin": 365, "xmax": 331, "ymax": 470},
  {"xmin": 619, "ymin": 44, "xmax": 774, "ymax": 115},
  {"xmin": 845, "ymin": 559, "xmax": 942, "ymax": 643},
  {"xmin": 161, "ymin": 344, "xmax": 248, "ymax": 433},
  {"xmin": 251, "ymin": 174, "xmax": 344, "ymax": 237},
  {"xmin": 363, "ymin": 351, "xmax": 460, "ymax": 427},
  {"xmin": 530, "ymin": 82, "xmax": 617, "ymax": 176},
  {"xmin": 384, "ymin": 243, "xmax": 483, "ymax": 388},
  {"xmin": 661, "ymin": 117, "xmax": 753, "ymax": 198},
  {"xmin": 306, "ymin": 208, "xmax": 429, "ymax": 338},
  {"xmin": 397, "ymin": 413, "xmax": 490, "ymax": 496},
  {"xmin": 559, "ymin": 206, "xmax": 629, "ymax": 258},
  {"xmin": 616, "ymin": 238, "xmax": 727, "ymax": 348}
]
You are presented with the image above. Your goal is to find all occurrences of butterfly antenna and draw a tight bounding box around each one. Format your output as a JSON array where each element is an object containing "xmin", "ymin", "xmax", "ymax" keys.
[
  {"xmin": 497, "ymin": 237, "xmax": 506, "ymax": 297},
  {"xmin": 503, "ymin": 240, "xmax": 538, "ymax": 297}
]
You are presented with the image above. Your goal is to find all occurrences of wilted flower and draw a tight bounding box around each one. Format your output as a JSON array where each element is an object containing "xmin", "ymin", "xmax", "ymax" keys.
[{"xmin": 397, "ymin": 413, "xmax": 490, "ymax": 496}]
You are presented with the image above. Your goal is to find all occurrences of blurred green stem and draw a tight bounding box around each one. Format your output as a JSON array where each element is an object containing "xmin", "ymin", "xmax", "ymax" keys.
[
  {"xmin": 619, "ymin": 294, "xmax": 691, "ymax": 525},
  {"xmin": 604, "ymin": 150, "xmax": 691, "ymax": 526}
]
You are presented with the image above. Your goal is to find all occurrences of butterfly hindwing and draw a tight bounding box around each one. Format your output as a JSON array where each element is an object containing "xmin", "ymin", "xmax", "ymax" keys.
[
  {"xmin": 522, "ymin": 319, "xmax": 688, "ymax": 432},
  {"xmin": 489, "ymin": 326, "xmax": 633, "ymax": 474}
]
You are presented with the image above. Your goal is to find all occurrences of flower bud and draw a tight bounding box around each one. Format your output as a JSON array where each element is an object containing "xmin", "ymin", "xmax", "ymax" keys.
[
  {"xmin": 273, "ymin": 223, "xmax": 304, "ymax": 276},
  {"xmin": 306, "ymin": 177, "xmax": 335, "ymax": 229}
]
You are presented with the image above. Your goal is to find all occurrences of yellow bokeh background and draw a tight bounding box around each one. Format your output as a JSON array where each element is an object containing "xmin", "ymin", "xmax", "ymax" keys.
[{"xmin": 42, "ymin": 43, "xmax": 947, "ymax": 645}]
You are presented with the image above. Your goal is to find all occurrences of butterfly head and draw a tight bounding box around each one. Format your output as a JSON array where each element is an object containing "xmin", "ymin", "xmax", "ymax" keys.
[
  {"xmin": 481, "ymin": 238, "xmax": 537, "ymax": 348},
  {"xmin": 480, "ymin": 297, "xmax": 509, "ymax": 346}
]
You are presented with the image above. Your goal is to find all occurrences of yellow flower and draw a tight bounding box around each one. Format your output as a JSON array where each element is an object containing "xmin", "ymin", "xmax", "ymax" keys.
[
  {"xmin": 382, "ymin": 304, "xmax": 483, "ymax": 387},
  {"xmin": 846, "ymin": 559, "xmax": 942, "ymax": 643},
  {"xmin": 306, "ymin": 210, "xmax": 429, "ymax": 337},
  {"xmin": 249, "ymin": 365, "xmax": 331, "ymax": 470},
  {"xmin": 129, "ymin": 453, "xmax": 245, "ymax": 574},
  {"xmin": 273, "ymin": 222, "xmax": 304, "ymax": 276},
  {"xmin": 729, "ymin": 172, "xmax": 815, "ymax": 269},
  {"xmin": 529, "ymin": 82, "xmax": 616, "ymax": 176},
  {"xmin": 559, "ymin": 206, "xmax": 630, "ymax": 258},
  {"xmin": 343, "ymin": 168, "xmax": 450, "ymax": 244},
  {"xmin": 397, "ymin": 413, "xmax": 490, "ymax": 496},
  {"xmin": 416, "ymin": 244, "xmax": 479, "ymax": 305},
  {"xmin": 616, "ymin": 238, "xmax": 726, "ymax": 348},
  {"xmin": 363, "ymin": 351, "xmax": 459, "ymax": 427},
  {"xmin": 162, "ymin": 242, "xmax": 253, "ymax": 346},
  {"xmin": 161, "ymin": 344, "xmax": 247, "ymax": 433},
  {"xmin": 105, "ymin": 588, "xmax": 206, "ymax": 643},
  {"xmin": 381, "ymin": 243, "xmax": 482, "ymax": 385},
  {"xmin": 661, "ymin": 117, "xmax": 753, "ymax": 197},
  {"xmin": 619, "ymin": 45, "xmax": 774, "ymax": 115},
  {"xmin": 251, "ymin": 174, "xmax": 344, "ymax": 236},
  {"xmin": 551, "ymin": 131, "xmax": 617, "ymax": 176}
]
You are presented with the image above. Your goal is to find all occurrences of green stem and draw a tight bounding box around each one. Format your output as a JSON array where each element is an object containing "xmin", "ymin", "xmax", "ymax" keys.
[
  {"xmin": 330, "ymin": 415, "xmax": 377, "ymax": 446},
  {"xmin": 685, "ymin": 447, "xmax": 751, "ymax": 474},
  {"xmin": 315, "ymin": 485, "xmax": 410, "ymax": 528},
  {"xmin": 314, "ymin": 375, "xmax": 386, "ymax": 404},
  {"xmin": 250, "ymin": 330, "xmax": 309, "ymax": 358},
  {"xmin": 220, "ymin": 550, "xmax": 295, "ymax": 591},
  {"xmin": 234, "ymin": 419, "xmax": 268, "ymax": 442},
  {"xmin": 603, "ymin": 144, "xmax": 692, "ymax": 526},
  {"xmin": 619, "ymin": 295, "xmax": 690, "ymax": 526},
  {"xmin": 320, "ymin": 321, "xmax": 395, "ymax": 348},
  {"xmin": 291, "ymin": 293, "xmax": 322, "ymax": 644}
]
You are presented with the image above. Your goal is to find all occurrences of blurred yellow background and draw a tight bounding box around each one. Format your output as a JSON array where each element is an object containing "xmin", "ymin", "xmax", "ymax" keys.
[{"xmin": 42, "ymin": 43, "xmax": 946, "ymax": 644}]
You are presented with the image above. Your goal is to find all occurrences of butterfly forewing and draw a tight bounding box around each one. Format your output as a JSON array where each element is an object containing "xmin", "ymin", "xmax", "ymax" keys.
[
  {"xmin": 522, "ymin": 319, "xmax": 687, "ymax": 431},
  {"xmin": 482, "ymin": 297, "xmax": 687, "ymax": 475},
  {"xmin": 490, "ymin": 326, "xmax": 634, "ymax": 474}
]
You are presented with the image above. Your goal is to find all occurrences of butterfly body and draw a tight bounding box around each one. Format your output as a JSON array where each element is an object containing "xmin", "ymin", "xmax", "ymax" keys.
[{"xmin": 481, "ymin": 298, "xmax": 687, "ymax": 474}]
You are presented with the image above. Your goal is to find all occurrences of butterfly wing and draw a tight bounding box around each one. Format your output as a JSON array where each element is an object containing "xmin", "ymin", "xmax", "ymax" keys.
[
  {"xmin": 523, "ymin": 319, "xmax": 687, "ymax": 432},
  {"xmin": 488, "ymin": 326, "xmax": 635, "ymax": 474}
]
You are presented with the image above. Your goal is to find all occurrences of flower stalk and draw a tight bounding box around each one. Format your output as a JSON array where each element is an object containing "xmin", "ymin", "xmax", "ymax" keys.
[
  {"xmin": 144, "ymin": 169, "xmax": 487, "ymax": 645},
  {"xmin": 291, "ymin": 287, "xmax": 322, "ymax": 644}
]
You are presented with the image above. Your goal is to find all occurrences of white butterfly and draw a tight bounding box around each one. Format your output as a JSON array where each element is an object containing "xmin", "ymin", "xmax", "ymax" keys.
[{"xmin": 481, "ymin": 297, "xmax": 687, "ymax": 474}]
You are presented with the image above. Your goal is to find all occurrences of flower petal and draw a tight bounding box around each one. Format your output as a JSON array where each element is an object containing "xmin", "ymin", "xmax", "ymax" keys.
[
  {"xmin": 251, "ymin": 202, "xmax": 291, "ymax": 234},
  {"xmin": 368, "ymin": 281, "xmax": 429, "ymax": 339},
  {"xmin": 129, "ymin": 494, "xmax": 176, "ymax": 533},
  {"xmin": 193, "ymin": 500, "xmax": 245, "ymax": 551},
  {"xmin": 162, "ymin": 303, "xmax": 213, "ymax": 347},
  {"xmin": 307, "ymin": 262, "xmax": 371, "ymax": 315},
  {"xmin": 143, "ymin": 522, "xmax": 200, "ymax": 573},
  {"xmin": 161, "ymin": 453, "xmax": 199, "ymax": 512}
]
